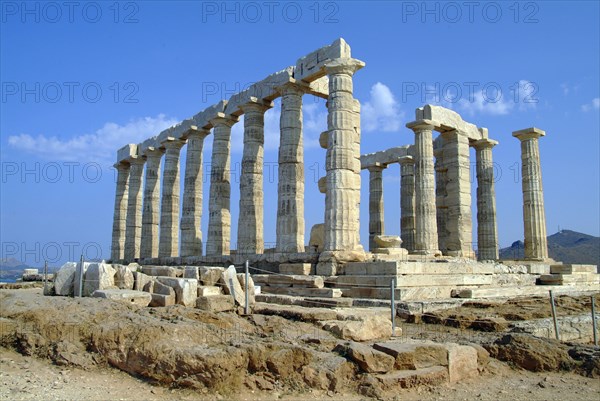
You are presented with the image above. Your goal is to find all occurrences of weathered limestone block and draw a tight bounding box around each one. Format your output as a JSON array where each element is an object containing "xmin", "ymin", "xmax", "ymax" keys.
[
  {"xmin": 374, "ymin": 235, "xmax": 402, "ymax": 248},
  {"xmin": 83, "ymin": 263, "xmax": 116, "ymax": 297},
  {"xmin": 334, "ymin": 342, "xmax": 395, "ymax": 373},
  {"xmin": 373, "ymin": 342, "xmax": 448, "ymax": 370},
  {"xmin": 197, "ymin": 286, "xmax": 222, "ymax": 296},
  {"xmin": 322, "ymin": 315, "xmax": 392, "ymax": 342},
  {"xmin": 199, "ymin": 266, "xmax": 225, "ymax": 286},
  {"xmin": 252, "ymin": 274, "xmax": 324, "ymax": 288},
  {"xmin": 196, "ymin": 295, "xmax": 235, "ymax": 312},
  {"xmin": 133, "ymin": 271, "xmax": 152, "ymax": 291},
  {"xmin": 153, "ymin": 280, "xmax": 175, "ymax": 296},
  {"xmin": 54, "ymin": 262, "xmax": 77, "ymax": 296},
  {"xmin": 219, "ymin": 266, "xmax": 245, "ymax": 306},
  {"xmin": 279, "ymin": 263, "xmax": 313, "ymax": 275},
  {"xmin": 309, "ymin": 223, "xmax": 324, "ymax": 252},
  {"xmin": 114, "ymin": 265, "xmax": 134, "ymax": 290},
  {"xmin": 91, "ymin": 289, "xmax": 151, "ymax": 306},
  {"xmin": 446, "ymin": 344, "xmax": 478, "ymax": 383},
  {"xmin": 237, "ymin": 273, "xmax": 256, "ymax": 306},
  {"xmin": 183, "ymin": 266, "xmax": 199, "ymax": 280},
  {"xmin": 156, "ymin": 277, "xmax": 197, "ymax": 307},
  {"xmin": 149, "ymin": 293, "xmax": 175, "ymax": 307},
  {"xmin": 141, "ymin": 266, "xmax": 178, "ymax": 277}
]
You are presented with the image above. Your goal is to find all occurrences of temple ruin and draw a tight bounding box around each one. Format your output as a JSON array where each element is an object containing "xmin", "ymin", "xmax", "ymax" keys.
[{"xmin": 109, "ymin": 38, "xmax": 599, "ymax": 301}]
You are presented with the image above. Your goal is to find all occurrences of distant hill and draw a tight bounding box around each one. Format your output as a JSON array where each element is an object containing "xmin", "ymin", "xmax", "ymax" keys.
[
  {"xmin": 500, "ymin": 229, "xmax": 599, "ymax": 265},
  {"xmin": 0, "ymin": 258, "xmax": 31, "ymax": 282}
]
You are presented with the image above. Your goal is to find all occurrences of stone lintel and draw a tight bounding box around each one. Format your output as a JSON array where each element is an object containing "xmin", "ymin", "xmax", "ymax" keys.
[
  {"xmin": 239, "ymin": 96, "xmax": 274, "ymax": 113},
  {"xmin": 295, "ymin": 38, "xmax": 352, "ymax": 82},
  {"xmin": 139, "ymin": 136, "xmax": 159, "ymax": 155},
  {"xmin": 360, "ymin": 146, "xmax": 411, "ymax": 170},
  {"xmin": 192, "ymin": 100, "xmax": 227, "ymax": 130},
  {"xmin": 116, "ymin": 143, "xmax": 137, "ymax": 163},
  {"xmin": 479, "ymin": 127, "xmax": 489, "ymax": 139},
  {"xmin": 513, "ymin": 127, "xmax": 546, "ymax": 141},
  {"xmin": 398, "ymin": 155, "xmax": 414, "ymax": 165},
  {"xmin": 416, "ymin": 104, "xmax": 482, "ymax": 140},
  {"xmin": 209, "ymin": 112, "xmax": 239, "ymax": 127}
]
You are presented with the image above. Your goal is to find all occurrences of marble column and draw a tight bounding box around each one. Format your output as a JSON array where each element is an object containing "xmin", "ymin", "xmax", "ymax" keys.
[
  {"xmin": 276, "ymin": 83, "xmax": 305, "ymax": 254},
  {"xmin": 323, "ymin": 58, "xmax": 365, "ymax": 252},
  {"xmin": 368, "ymin": 164, "xmax": 385, "ymax": 251},
  {"xmin": 158, "ymin": 138, "xmax": 184, "ymax": 258},
  {"xmin": 399, "ymin": 156, "xmax": 416, "ymax": 252},
  {"xmin": 206, "ymin": 114, "xmax": 238, "ymax": 256},
  {"xmin": 111, "ymin": 162, "xmax": 130, "ymax": 261},
  {"xmin": 124, "ymin": 157, "xmax": 145, "ymax": 261},
  {"xmin": 513, "ymin": 127, "xmax": 548, "ymax": 260},
  {"xmin": 433, "ymin": 140, "xmax": 448, "ymax": 254},
  {"xmin": 473, "ymin": 138, "xmax": 499, "ymax": 260},
  {"xmin": 237, "ymin": 99, "xmax": 272, "ymax": 256},
  {"xmin": 140, "ymin": 147, "xmax": 163, "ymax": 259},
  {"xmin": 180, "ymin": 129, "xmax": 209, "ymax": 257},
  {"xmin": 441, "ymin": 130, "xmax": 473, "ymax": 258},
  {"xmin": 406, "ymin": 120, "xmax": 439, "ymax": 255}
]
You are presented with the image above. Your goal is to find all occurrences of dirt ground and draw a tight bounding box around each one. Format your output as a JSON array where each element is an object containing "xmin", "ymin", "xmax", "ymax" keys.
[{"xmin": 0, "ymin": 288, "xmax": 599, "ymax": 401}]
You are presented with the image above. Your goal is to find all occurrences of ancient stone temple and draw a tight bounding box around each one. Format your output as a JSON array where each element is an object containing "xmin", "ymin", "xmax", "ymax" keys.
[{"xmin": 110, "ymin": 38, "xmax": 599, "ymax": 301}]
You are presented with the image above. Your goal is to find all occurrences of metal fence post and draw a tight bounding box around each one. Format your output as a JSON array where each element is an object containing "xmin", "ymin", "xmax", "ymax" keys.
[
  {"xmin": 391, "ymin": 277, "xmax": 396, "ymax": 336},
  {"xmin": 43, "ymin": 260, "xmax": 48, "ymax": 295},
  {"xmin": 78, "ymin": 254, "xmax": 84, "ymax": 297},
  {"xmin": 244, "ymin": 260, "xmax": 250, "ymax": 315},
  {"xmin": 549, "ymin": 290, "xmax": 560, "ymax": 340},
  {"xmin": 592, "ymin": 295, "xmax": 598, "ymax": 346}
]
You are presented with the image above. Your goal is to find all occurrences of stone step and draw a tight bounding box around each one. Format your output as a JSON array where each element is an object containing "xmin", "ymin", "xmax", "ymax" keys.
[
  {"xmin": 375, "ymin": 366, "xmax": 448, "ymax": 389},
  {"xmin": 332, "ymin": 274, "xmax": 493, "ymax": 288},
  {"xmin": 255, "ymin": 293, "xmax": 353, "ymax": 308},
  {"xmin": 339, "ymin": 286, "xmax": 468, "ymax": 301},
  {"xmin": 538, "ymin": 273, "xmax": 600, "ymax": 285},
  {"xmin": 550, "ymin": 264, "xmax": 598, "ymax": 274},
  {"xmin": 252, "ymin": 274, "xmax": 324, "ymax": 288},
  {"xmin": 344, "ymin": 261, "xmax": 495, "ymax": 276},
  {"xmin": 253, "ymin": 302, "xmax": 388, "ymax": 323},
  {"xmin": 278, "ymin": 263, "xmax": 314, "ymax": 275},
  {"xmin": 453, "ymin": 284, "xmax": 600, "ymax": 298},
  {"xmin": 262, "ymin": 286, "xmax": 342, "ymax": 298}
]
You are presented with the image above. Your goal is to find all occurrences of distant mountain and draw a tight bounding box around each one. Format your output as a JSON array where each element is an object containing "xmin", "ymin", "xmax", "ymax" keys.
[
  {"xmin": 500, "ymin": 230, "xmax": 599, "ymax": 265},
  {"xmin": 0, "ymin": 258, "xmax": 32, "ymax": 282}
]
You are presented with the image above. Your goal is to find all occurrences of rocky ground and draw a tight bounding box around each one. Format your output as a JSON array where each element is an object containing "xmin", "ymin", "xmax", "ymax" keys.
[{"xmin": 0, "ymin": 288, "xmax": 599, "ymax": 400}]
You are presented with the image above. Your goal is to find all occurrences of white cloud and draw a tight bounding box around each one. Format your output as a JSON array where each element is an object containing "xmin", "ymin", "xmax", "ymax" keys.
[
  {"xmin": 581, "ymin": 97, "xmax": 600, "ymax": 112},
  {"xmin": 456, "ymin": 80, "xmax": 537, "ymax": 116},
  {"xmin": 361, "ymin": 82, "xmax": 403, "ymax": 132},
  {"xmin": 7, "ymin": 114, "xmax": 178, "ymax": 164}
]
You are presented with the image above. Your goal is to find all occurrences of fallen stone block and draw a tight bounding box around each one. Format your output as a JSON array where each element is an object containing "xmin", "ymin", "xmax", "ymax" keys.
[
  {"xmin": 183, "ymin": 266, "xmax": 199, "ymax": 280},
  {"xmin": 373, "ymin": 342, "xmax": 448, "ymax": 370},
  {"xmin": 197, "ymin": 286, "xmax": 222, "ymax": 296},
  {"xmin": 237, "ymin": 273, "xmax": 256, "ymax": 306},
  {"xmin": 133, "ymin": 271, "xmax": 153, "ymax": 291},
  {"xmin": 141, "ymin": 266, "xmax": 178, "ymax": 277},
  {"xmin": 153, "ymin": 279, "xmax": 175, "ymax": 296},
  {"xmin": 252, "ymin": 274, "xmax": 324, "ymax": 288},
  {"xmin": 322, "ymin": 315, "xmax": 392, "ymax": 342},
  {"xmin": 91, "ymin": 289, "xmax": 151, "ymax": 306},
  {"xmin": 199, "ymin": 266, "xmax": 225, "ymax": 286},
  {"xmin": 114, "ymin": 265, "xmax": 134, "ymax": 290},
  {"xmin": 196, "ymin": 295, "xmax": 235, "ymax": 312},
  {"xmin": 334, "ymin": 342, "xmax": 394, "ymax": 373},
  {"xmin": 447, "ymin": 343, "xmax": 478, "ymax": 383},
  {"xmin": 156, "ymin": 277, "xmax": 198, "ymax": 307},
  {"xmin": 54, "ymin": 262, "xmax": 77, "ymax": 296},
  {"xmin": 83, "ymin": 263, "xmax": 116, "ymax": 297},
  {"xmin": 219, "ymin": 266, "xmax": 245, "ymax": 306},
  {"xmin": 149, "ymin": 292, "xmax": 175, "ymax": 307},
  {"xmin": 375, "ymin": 366, "xmax": 448, "ymax": 389}
]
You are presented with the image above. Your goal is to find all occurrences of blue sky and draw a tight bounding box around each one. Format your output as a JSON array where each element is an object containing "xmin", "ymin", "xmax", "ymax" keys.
[{"xmin": 1, "ymin": 1, "xmax": 599, "ymax": 267}]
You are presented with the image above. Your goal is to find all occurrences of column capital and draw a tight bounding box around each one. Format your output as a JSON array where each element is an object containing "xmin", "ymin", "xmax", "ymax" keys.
[
  {"xmin": 324, "ymin": 57, "xmax": 365, "ymax": 76},
  {"xmin": 143, "ymin": 146, "xmax": 165, "ymax": 159},
  {"xmin": 240, "ymin": 97, "xmax": 274, "ymax": 114},
  {"xmin": 209, "ymin": 112, "xmax": 239, "ymax": 128},
  {"xmin": 186, "ymin": 128, "xmax": 210, "ymax": 140},
  {"xmin": 472, "ymin": 138, "xmax": 499, "ymax": 150},
  {"xmin": 406, "ymin": 119, "xmax": 436, "ymax": 132},
  {"xmin": 113, "ymin": 161, "xmax": 130, "ymax": 170},
  {"xmin": 398, "ymin": 155, "xmax": 414, "ymax": 165},
  {"xmin": 161, "ymin": 137, "xmax": 185, "ymax": 150},
  {"xmin": 126, "ymin": 155, "xmax": 146, "ymax": 165},
  {"xmin": 367, "ymin": 163, "xmax": 386, "ymax": 173},
  {"xmin": 512, "ymin": 127, "xmax": 545, "ymax": 141}
]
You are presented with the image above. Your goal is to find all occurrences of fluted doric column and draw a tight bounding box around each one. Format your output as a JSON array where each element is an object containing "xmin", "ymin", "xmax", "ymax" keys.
[
  {"xmin": 323, "ymin": 58, "xmax": 365, "ymax": 252},
  {"xmin": 473, "ymin": 138, "xmax": 499, "ymax": 260},
  {"xmin": 124, "ymin": 157, "xmax": 145, "ymax": 261},
  {"xmin": 367, "ymin": 164, "xmax": 384, "ymax": 251},
  {"xmin": 111, "ymin": 162, "xmax": 130, "ymax": 261},
  {"xmin": 441, "ymin": 129, "xmax": 473, "ymax": 258},
  {"xmin": 237, "ymin": 98, "xmax": 273, "ymax": 256},
  {"xmin": 433, "ymin": 140, "xmax": 448, "ymax": 254},
  {"xmin": 158, "ymin": 138, "xmax": 184, "ymax": 258},
  {"xmin": 276, "ymin": 82, "xmax": 305, "ymax": 254},
  {"xmin": 180, "ymin": 129, "xmax": 209, "ymax": 257},
  {"xmin": 399, "ymin": 156, "xmax": 416, "ymax": 252},
  {"xmin": 406, "ymin": 119, "xmax": 439, "ymax": 255},
  {"xmin": 140, "ymin": 147, "xmax": 164, "ymax": 259},
  {"xmin": 513, "ymin": 127, "xmax": 548, "ymax": 260},
  {"xmin": 206, "ymin": 114, "xmax": 238, "ymax": 256}
]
